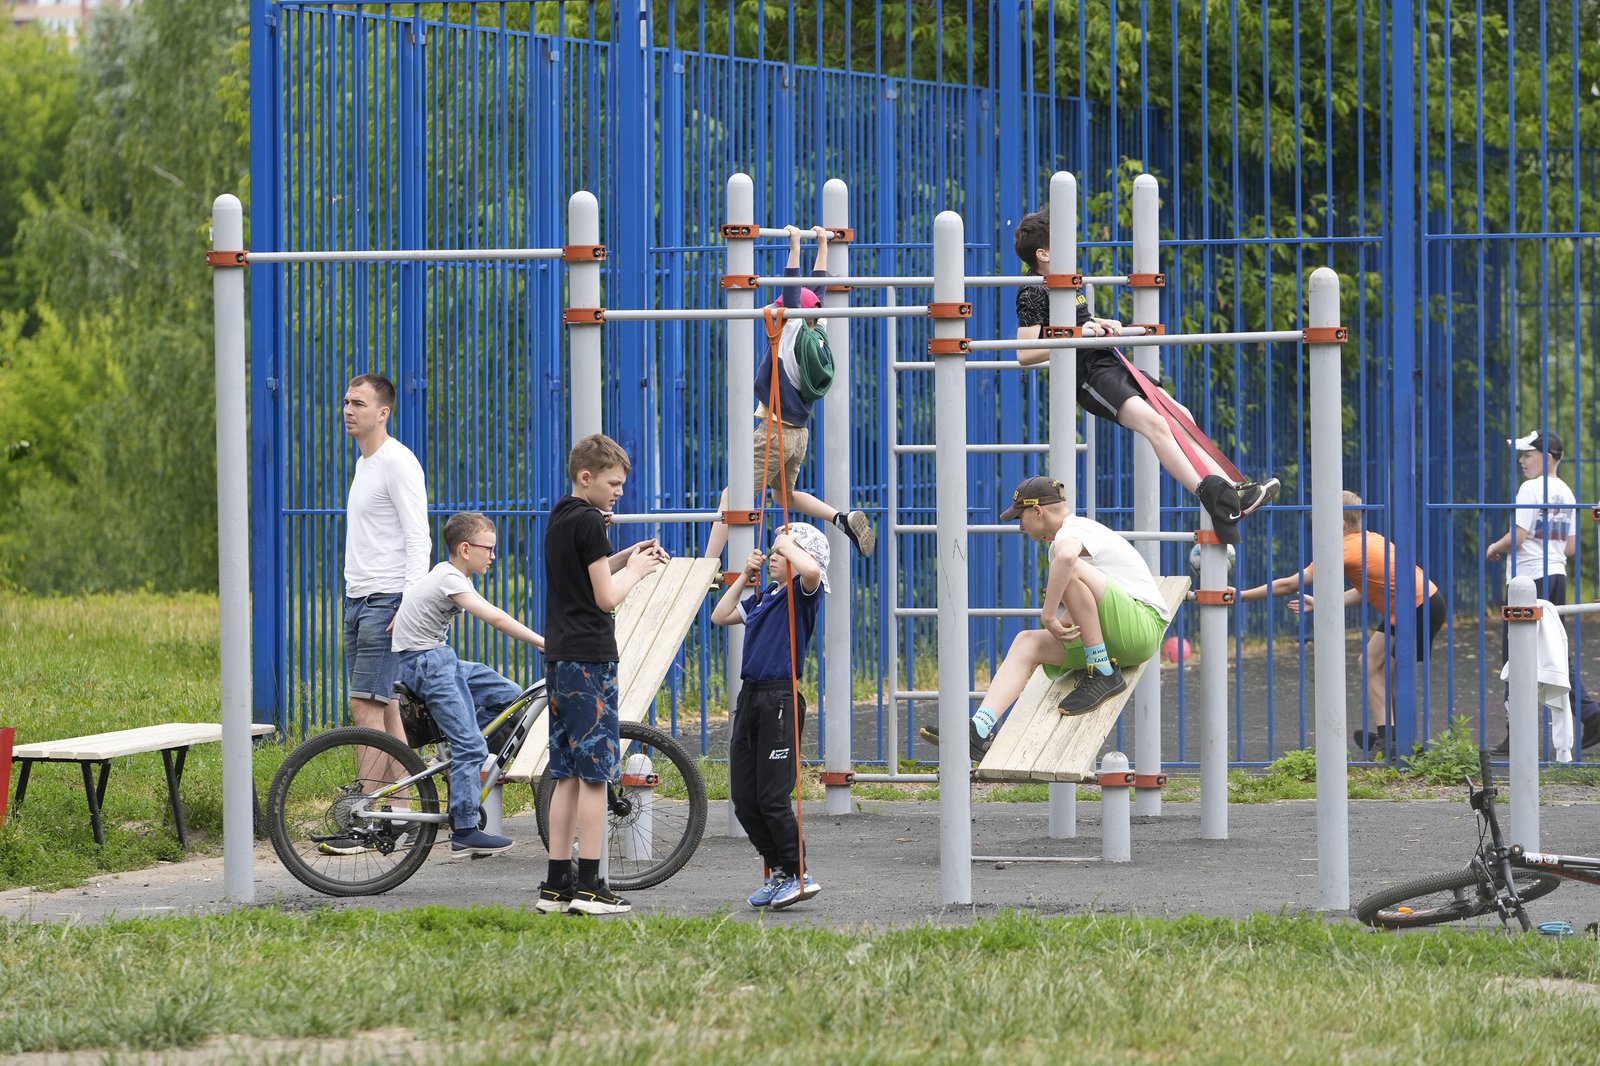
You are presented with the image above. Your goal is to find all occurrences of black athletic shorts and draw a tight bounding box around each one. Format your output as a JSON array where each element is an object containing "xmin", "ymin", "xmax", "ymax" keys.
[
  {"xmin": 1385, "ymin": 591, "xmax": 1447, "ymax": 660},
  {"xmin": 1077, "ymin": 349, "xmax": 1164, "ymax": 423}
]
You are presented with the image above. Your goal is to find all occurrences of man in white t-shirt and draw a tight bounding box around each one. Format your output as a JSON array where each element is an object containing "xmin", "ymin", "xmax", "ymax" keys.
[
  {"xmin": 341, "ymin": 374, "xmax": 431, "ymax": 760},
  {"xmin": 920, "ymin": 475, "xmax": 1173, "ymax": 760},
  {"xmin": 1485, "ymin": 429, "xmax": 1600, "ymax": 751}
]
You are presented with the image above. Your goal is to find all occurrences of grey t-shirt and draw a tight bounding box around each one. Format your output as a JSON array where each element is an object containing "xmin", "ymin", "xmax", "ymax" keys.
[{"xmin": 390, "ymin": 561, "xmax": 477, "ymax": 652}]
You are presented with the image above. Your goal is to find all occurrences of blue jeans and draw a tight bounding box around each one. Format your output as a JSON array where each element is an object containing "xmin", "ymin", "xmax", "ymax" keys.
[
  {"xmin": 396, "ymin": 647, "xmax": 523, "ymax": 831},
  {"xmin": 343, "ymin": 593, "xmax": 403, "ymax": 702}
]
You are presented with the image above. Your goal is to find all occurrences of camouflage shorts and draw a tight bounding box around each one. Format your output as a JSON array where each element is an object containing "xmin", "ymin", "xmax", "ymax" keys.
[{"xmin": 547, "ymin": 659, "xmax": 620, "ymax": 784}]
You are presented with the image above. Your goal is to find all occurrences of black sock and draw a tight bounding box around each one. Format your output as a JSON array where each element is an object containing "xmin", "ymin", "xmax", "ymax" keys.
[
  {"xmin": 547, "ymin": 860, "xmax": 572, "ymax": 887},
  {"xmin": 833, "ymin": 510, "xmax": 862, "ymax": 549},
  {"xmin": 577, "ymin": 857, "xmax": 601, "ymax": 885}
]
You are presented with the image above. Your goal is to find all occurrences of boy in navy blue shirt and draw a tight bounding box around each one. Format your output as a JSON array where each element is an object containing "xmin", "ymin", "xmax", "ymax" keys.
[{"xmin": 710, "ymin": 522, "xmax": 828, "ymax": 909}]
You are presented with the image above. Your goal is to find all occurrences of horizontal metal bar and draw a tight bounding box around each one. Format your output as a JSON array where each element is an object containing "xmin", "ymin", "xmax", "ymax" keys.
[
  {"xmin": 893, "ymin": 443, "xmax": 1049, "ymax": 455},
  {"xmin": 850, "ymin": 773, "xmax": 940, "ymax": 783},
  {"xmin": 895, "ymin": 607, "xmax": 1040, "ymax": 618},
  {"xmin": 746, "ymin": 274, "xmax": 1132, "ymax": 288},
  {"xmin": 967, "ymin": 329, "xmax": 1309, "ymax": 352},
  {"xmin": 1422, "ymin": 229, "xmax": 1600, "ymax": 241},
  {"xmin": 606, "ymin": 511, "xmax": 722, "ymax": 525},
  {"xmin": 600, "ymin": 305, "xmax": 928, "ymax": 322},
  {"xmin": 894, "ymin": 690, "xmax": 988, "ymax": 700},
  {"xmin": 1555, "ymin": 603, "xmax": 1600, "ymax": 617},
  {"xmin": 246, "ymin": 247, "xmax": 563, "ymax": 263},
  {"xmin": 894, "ymin": 524, "xmax": 1193, "ymax": 542},
  {"xmin": 889, "ymin": 360, "xmax": 1030, "ymax": 371},
  {"xmin": 972, "ymin": 855, "xmax": 1101, "ymax": 864}
]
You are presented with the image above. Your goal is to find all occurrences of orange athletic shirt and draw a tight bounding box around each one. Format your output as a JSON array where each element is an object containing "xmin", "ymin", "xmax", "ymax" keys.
[{"xmin": 1308, "ymin": 531, "xmax": 1437, "ymax": 621}]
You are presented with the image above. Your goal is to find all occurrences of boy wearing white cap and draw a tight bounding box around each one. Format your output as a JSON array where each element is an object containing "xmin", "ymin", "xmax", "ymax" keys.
[
  {"xmin": 710, "ymin": 522, "xmax": 830, "ymax": 909},
  {"xmin": 1486, "ymin": 429, "xmax": 1600, "ymax": 751}
]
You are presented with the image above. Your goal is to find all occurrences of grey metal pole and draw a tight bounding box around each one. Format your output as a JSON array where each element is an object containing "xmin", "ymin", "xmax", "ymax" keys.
[
  {"xmin": 1129, "ymin": 174, "xmax": 1163, "ymax": 818},
  {"xmin": 211, "ymin": 194, "xmax": 253, "ymax": 904},
  {"xmin": 822, "ymin": 179, "xmax": 852, "ymax": 816},
  {"xmin": 884, "ymin": 290, "xmax": 904, "ymax": 775},
  {"xmin": 1308, "ymin": 266, "xmax": 1350, "ymax": 911},
  {"xmin": 568, "ymin": 192, "xmax": 602, "ymax": 441},
  {"xmin": 1507, "ymin": 575, "xmax": 1540, "ymax": 850},
  {"xmin": 725, "ymin": 174, "xmax": 755, "ymax": 839},
  {"xmin": 1198, "ymin": 513, "xmax": 1227, "ymax": 839},
  {"xmin": 1047, "ymin": 171, "xmax": 1079, "ymax": 837},
  {"xmin": 933, "ymin": 210, "xmax": 972, "ymax": 905}
]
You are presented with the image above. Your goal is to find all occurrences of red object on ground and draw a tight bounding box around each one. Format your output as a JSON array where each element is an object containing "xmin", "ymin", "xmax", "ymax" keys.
[
  {"xmin": 1162, "ymin": 636, "xmax": 1192, "ymax": 665},
  {"xmin": 0, "ymin": 726, "xmax": 14, "ymax": 826}
]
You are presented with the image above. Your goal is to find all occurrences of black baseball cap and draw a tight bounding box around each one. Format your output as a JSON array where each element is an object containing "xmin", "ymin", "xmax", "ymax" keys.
[
  {"xmin": 1000, "ymin": 475, "xmax": 1067, "ymax": 521},
  {"xmin": 1508, "ymin": 429, "xmax": 1563, "ymax": 459}
]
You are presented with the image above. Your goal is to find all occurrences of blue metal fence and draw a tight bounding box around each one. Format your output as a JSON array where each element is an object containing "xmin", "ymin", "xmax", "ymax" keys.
[{"xmin": 249, "ymin": 0, "xmax": 1598, "ymax": 768}]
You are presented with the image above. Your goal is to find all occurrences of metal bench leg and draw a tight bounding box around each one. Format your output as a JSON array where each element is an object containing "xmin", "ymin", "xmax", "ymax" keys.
[
  {"xmin": 13, "ymin": 759, "xmax": 33, "ymax": 812},
  {"xmin": 82, "ymin": 761, "xmax": 110, "ymax": 847},
  {"xmin": 163, "ymin": 746, "xmax": 192, "ymax": 850}
]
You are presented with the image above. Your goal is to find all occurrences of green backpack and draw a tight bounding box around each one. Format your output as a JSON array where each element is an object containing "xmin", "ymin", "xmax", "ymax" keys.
[{"xmin": 792, "ymin": 322, "xmax": 835, "ymax": 402}]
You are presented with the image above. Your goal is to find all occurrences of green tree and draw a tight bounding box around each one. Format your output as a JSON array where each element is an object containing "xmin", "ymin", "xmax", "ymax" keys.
[
  {"xmin": 1, "ymin": 0, "xmax": 248, "ymax": 592},
  {"xmin": 0, "ymin": 22, "xmax": 78, "ymax": 317}
]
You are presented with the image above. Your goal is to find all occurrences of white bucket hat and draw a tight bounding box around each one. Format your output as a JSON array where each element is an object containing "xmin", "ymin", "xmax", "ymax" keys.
[{"xmin": 778, "ymin": 522, "xmax": 831, "ymax": 593}]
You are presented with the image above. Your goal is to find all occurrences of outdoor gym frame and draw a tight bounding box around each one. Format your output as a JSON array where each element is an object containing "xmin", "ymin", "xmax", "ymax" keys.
[{"xmin": 210, "ymin": 170, "xmax": 1350, "ymax": 911}]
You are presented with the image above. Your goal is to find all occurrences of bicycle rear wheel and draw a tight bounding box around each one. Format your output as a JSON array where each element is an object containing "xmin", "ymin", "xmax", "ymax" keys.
[
  {"xmin": 1356, "ymin": 867, "xmax": 1560, "ymax": 929},
  {"xmin": 267, "ymin": 726, "xmax": 442, "ymax": 896},
  {"xmin": 535, "ymin": 720, "xmax": 707, "ymax": 891}
]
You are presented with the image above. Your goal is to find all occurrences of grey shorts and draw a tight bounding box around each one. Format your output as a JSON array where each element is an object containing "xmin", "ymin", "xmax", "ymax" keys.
[{"xmin": 343, "ymin": 592, "xmax": 402, "ymax": 702}]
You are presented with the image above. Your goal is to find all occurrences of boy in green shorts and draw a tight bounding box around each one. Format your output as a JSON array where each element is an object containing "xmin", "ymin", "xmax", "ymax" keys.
[{"xmin": 921, "ymin": 475, "xmax": 1171, "ymax": 760}]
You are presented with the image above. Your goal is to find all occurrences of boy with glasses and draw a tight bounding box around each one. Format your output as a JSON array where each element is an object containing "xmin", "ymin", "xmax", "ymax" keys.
[{"xmin": 383, "ymin": 511, "xmax": 547, "ymax": 856}]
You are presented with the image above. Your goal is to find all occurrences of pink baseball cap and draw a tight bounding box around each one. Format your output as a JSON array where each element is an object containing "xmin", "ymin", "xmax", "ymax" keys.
[{"xmin": 773, "ymin": 287, "xmax": 821, "ymax": 309}]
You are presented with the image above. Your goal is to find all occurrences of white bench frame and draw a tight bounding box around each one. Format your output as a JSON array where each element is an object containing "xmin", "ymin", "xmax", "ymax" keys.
[{"xmin": 10, "ymin": 723, "xmax": 274, "ymax": 848}]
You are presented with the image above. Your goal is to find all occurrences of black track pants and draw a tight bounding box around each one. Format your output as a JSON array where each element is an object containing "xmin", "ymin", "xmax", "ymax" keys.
[{"xmin": 728, "ymin": 681, "xmax": 806, "ymax": 872}]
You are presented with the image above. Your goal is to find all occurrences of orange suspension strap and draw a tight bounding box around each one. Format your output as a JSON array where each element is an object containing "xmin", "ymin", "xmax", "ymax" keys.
[{"xmin": 761, "ymin": 302, "xmax": 808, "ymax": 885}]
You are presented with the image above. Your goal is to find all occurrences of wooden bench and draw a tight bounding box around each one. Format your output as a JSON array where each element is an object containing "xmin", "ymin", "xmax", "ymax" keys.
[
  {"xmin": 504, "ymin": 557, "xmax": 722, "ymax": 784},
  {"xmin": 10, "ymin": 722, "xmax": 275, "ymax": 848},
  {"xmin": 974, "ymin": 576, "xmax": 1191, "ymax": 783}
]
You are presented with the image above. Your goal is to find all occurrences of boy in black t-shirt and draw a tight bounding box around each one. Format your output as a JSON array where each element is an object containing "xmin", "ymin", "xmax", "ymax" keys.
[
  {"xmin": 1012, "ymin": 210, "xmax": 1279, "ymax": 541},
  {"xmin": 710, "ymin": 522, "xmax": 828, "ymax": 910},
  {"xmin": 538, "ymin": 433, "xmax": 668, "ymax": 915}
]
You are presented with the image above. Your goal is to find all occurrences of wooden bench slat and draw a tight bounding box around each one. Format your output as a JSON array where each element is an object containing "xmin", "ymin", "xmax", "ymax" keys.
[
  {"xmin": 974, "ymin": 576, "xmax": 1190, "ymax": 783},
  {"xmin": 13, "ymin": 723, "xmax": 274, "ymax": 762}
]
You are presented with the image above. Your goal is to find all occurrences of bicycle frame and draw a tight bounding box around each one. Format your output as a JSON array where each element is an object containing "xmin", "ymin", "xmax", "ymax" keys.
[
  {"xmin": 351, "ymin": 681, "xmax": 549, "ymax": 826},
  {"xmin": 1470, "ymin": 750, "xmax": 1600, "ymax": 922}
]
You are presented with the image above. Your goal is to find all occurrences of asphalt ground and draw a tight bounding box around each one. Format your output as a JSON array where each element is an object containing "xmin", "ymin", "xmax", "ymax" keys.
[{"xmin": 5, "ymin": 797, "xmax": 1598, "ymax": 930}]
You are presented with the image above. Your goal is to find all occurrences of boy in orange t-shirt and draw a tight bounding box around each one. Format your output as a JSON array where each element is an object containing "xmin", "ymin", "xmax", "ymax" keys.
[{"xmin": 1239, "ymin": 491, "xmax": 1445, "ymax": 757}]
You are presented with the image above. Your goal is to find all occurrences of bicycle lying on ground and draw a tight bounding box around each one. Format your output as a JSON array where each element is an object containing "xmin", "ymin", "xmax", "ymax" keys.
[
  {"xmin": 1356, "ymin": 749, "xmax": 1600, "ymax": 931},
  {"xmin": 267, "ymin": 680, "xmax": 708, "ymax": 897}
]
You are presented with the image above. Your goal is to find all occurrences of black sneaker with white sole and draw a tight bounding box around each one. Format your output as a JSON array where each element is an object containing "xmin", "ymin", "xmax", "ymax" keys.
[
  {"xmin": 918, "ymin": 720, "xmax": 992, "ymax": 762},
  {"xmin": 836, "ymin": 510, "xmax": 877, "ymax": 557},
  {"xmin": 567, "ymin": 879, "xmax": 632, "ymax": 915},
  {"xmin": 1056, "ymin": 666, "xmax": 1128, "ymax": 716},
  {"xmin": 535, "ymin": 880, "xmax": 574, "ymax": 914},
  {"xmin": 1235, "ymin": 477, "xmax": 1281, "ymax": 516}
]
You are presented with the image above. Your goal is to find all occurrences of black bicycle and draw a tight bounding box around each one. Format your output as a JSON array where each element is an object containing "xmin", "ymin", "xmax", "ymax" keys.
[
  {"xmin": 266, "ymin": 679, "xmax": 708, "ymax": 897},
  {"xmin": 1356, "ymin": 749, "xmax": 1600, "ymax": 931}
]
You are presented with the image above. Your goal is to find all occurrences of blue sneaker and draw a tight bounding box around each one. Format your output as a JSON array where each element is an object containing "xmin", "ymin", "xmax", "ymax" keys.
[
  {"xmin": 769, "ymin": 872, "xmax": 821, "ymax": 910},
  {"xmin": 747, "ymin": 870, "xmax": 787, "ymax": 908},
  {"xmin": 449, "ymin": 828, "xmax": 514, "ymax": 856}
]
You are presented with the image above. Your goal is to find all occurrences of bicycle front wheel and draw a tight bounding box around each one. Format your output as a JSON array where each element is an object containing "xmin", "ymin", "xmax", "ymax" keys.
[
  {"xmin": 535, "ymin": 720, "xmax": 707, "ymax": 891},
  {"xmin": 267, "ymin": 726, "xmax": 442, "ymax": 896},
  {"xmin": 1356, "ymin": 867, "xmax": 1560, "ymax": 929}
]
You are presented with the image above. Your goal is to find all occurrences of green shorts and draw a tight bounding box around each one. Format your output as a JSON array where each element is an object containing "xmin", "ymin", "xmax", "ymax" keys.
[{"xmin": 1041, "ymin": 581, "xmax": 1170, "ymax": 679}]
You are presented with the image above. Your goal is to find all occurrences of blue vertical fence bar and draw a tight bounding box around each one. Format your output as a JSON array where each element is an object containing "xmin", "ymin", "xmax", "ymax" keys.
[{"xmin": 250, "ymin": 1, "xmax": 1596, "ymax": 769}]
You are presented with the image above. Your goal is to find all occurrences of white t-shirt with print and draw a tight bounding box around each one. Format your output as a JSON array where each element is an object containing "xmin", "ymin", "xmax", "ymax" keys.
[
  {"xmin": 1508, "ymin": 474, "xmax": 1577, "ymax": 583},
  {"xmin": 345, "ymin": 437, "xmax": 431, "ymax": 597},
  {"xmin": 390, "ymin": 561, "xmax": 476, "ymax": 652},
  {"xmin": 1050, "ymin": 516, "xmax": 1170, "ymax": 621}
]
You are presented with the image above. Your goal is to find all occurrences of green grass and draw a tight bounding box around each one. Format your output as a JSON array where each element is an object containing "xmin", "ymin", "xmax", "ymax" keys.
[
  {"xmin": 2, "ymin": 909, "xmax": 1598, "ymax": 1061},
  {"xmin": 0, "ymin": 592, "xmax": 289, "ymax": 891}
]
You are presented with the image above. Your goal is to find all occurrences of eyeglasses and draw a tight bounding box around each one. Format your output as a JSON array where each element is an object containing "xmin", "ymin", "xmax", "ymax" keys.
[{"xmin": 467, "ymin": 542, "xmax": 497, "ymax": 557}]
